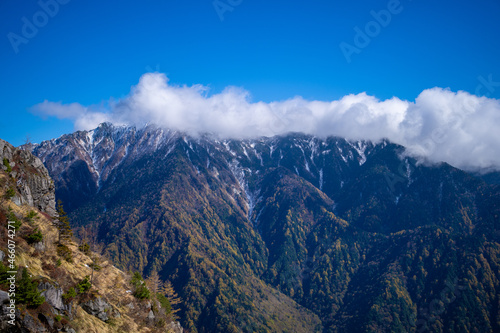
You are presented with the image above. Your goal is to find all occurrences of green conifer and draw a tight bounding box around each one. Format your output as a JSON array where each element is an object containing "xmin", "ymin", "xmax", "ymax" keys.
[{"xmin": 56, "ymin": 200, "xmax": 73, "ymax": 243}]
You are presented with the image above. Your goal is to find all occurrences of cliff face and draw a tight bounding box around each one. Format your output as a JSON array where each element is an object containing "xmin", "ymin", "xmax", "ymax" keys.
[{"xmin": 0, "ymin": 139, "xmax": 56, "ymax": 217}]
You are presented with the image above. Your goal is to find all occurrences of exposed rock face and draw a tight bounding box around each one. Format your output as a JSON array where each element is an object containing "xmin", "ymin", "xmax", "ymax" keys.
[
  {"xmin": 0, "ymin": 139, "xmax": 56, "ymax": 216},
  {"xmin": 0, "ymin": 290, "xmax": 9, "ymax": 305},
  {"xmin": 22, "ymin": 313, "xmax": 47, "ymax": 332},
  {"xmin": 34, "ymin": 242, "xmax": 45, "ymax": 253},
  {"xmin": 81, "ymin": 296, "xmax": 118, "ymax": 322},
  {"xmin": 37, "ymin": 313, "xmax": 54, "ymax": 330},
  {"xmin": 166, "ymin": 321, "xmax": 184, "ymax": 333},
  {"xmin": 0, "ymin": 309, "xmax": 48, "ymax": 333},
  {"xmin": 0, "ymin": 139, "xmax": 74, "ymax": 333},
  {"xmin": 37, "ymin": 282, "xmax": 65, "ymax": 312},
  {"xmin": 146, "ymin": 310, "xmax": 155, "ymax": 324},
  {"xmin": 1, "ymin": 280, "xmax": 80, "ymax": 333}
]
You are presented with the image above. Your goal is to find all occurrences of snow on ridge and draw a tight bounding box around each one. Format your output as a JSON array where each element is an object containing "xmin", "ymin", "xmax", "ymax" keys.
[
  {"xmin": 242, "ymin": 145, "xmax": 250, "ymax": 160},
  {"xmin": 297, "ymin": 145, "xmax": 310, "ymax": 173},
  {"xmin": 222, "ymin": 141, "xmax": 237, "ymax": 156},
  {"xmin": 348, "ymin": 140, "xmax": 368, "ymax": 166},
  {"xmin": 228, "ymin": 159, "xmax": 255, "ymax": 220},
  {"xmin": 269, "ymin": 144, "xmax": 276, "ymax": 157},
  {"xmin": 309, "ymin": 138, "xmax": 318, "ymax": 166},
  {"xmin": 338, "ymin": 147, "xmax": 348, "ymax": 163},
  {"xmin": 405, "ymin": 158, "xmax": 414, "ymax": 186},
  {"xmin": 86, "ymin": 129, "xmax": 95, "ymax": 146}
]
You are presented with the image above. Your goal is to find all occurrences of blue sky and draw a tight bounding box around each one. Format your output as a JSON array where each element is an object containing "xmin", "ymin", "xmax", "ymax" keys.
[{"xmin": 1, "ymin": 0, "xmax": 499, "ymax": 147}]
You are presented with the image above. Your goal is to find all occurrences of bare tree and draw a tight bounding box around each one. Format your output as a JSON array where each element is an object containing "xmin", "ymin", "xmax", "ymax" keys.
[
  {"xmin": 83, "ymin": 222, "xmax": 104, "ymax": 287},
  {"xmin": 77, "ymin": 226, "xmax": 90, "ymax": 254},
  {"xmin": 24, "ymin": 135, "xmax": 32, "ymax": 147},
  {"xmin": 162, "ymin": 280, "xmax": 182, "ymax": 315},
  {"xmin": 146, "ymin": 270, "xmax": 163, "ymax": 296}
]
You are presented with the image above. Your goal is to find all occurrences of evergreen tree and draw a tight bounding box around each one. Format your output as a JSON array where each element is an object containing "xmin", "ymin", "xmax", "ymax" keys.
[
  {"xmin": 77, "ymin": 276, "xmax": 92, "ymax": 294},
  {"xmin": 56, "ymin": 200, "xmax": 73, "ymax": 243},
  {"xmin": 131, "ymin": 271, "xmax": 150, "ymax": 300},
  {"xmin": 156, "ymin": 293, "xmax": 172, "ymax": 314},
  {"xmin": 18, "ymin": 268, "xmax": 45, "ymax": 308}
]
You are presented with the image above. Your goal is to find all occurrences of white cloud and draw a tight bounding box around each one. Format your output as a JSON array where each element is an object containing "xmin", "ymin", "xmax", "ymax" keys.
[
  {"xmin": 30, "ymin": 73, "xmax": 500, "ymax": 172},
  {"xmin": 30, "ymin": 100, "xmax": 111, "ymax": 130}
]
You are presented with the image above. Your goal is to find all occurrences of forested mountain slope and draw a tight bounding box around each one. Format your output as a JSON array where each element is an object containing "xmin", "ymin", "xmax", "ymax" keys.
[{"xmin": 30, "ymin": 123, "xmax": 500, "ymax": 333}]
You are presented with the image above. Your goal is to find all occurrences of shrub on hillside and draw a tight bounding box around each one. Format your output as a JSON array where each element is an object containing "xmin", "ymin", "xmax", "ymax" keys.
[
  {"xmin": 26, "ymin": 228, "xmax": 43, "ymax": 244},
  {"xmin": 56, "ymin": 243, "xmax": 73, "ymax": 263}
]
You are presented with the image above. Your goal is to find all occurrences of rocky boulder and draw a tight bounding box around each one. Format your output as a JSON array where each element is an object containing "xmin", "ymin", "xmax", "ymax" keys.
[
  {"xmin": 37, "ymin": 281, "xmax": 73, "ymax": 319},
  {"xmin": 34, "ymin": 242, "xmax": 45, "ymax": 253},
  {"xmin": 81, "ymin": 296, "xmax": 119, "ymax": 322},
  {"xmin": 37, "ymin": 282, "xmax": 65, "ymax": 311}
]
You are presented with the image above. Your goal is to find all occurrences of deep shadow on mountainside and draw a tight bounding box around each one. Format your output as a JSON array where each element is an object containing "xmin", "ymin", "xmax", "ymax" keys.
[{"xmin": 27, "ymin": 123, "xmax": 500, "ymax": 333}]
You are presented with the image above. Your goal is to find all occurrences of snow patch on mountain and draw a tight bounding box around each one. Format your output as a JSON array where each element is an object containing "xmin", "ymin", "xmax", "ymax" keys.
[{"xmin": 348, "ymin": 141, "xmax": 368, "ymax": 165}]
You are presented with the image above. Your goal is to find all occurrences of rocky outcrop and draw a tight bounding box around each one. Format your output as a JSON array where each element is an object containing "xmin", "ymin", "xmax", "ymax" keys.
[
  {"xmin": 37, "ymin": 313, "xmax": 54, "ymax": 331},
  {"xmin": 0, "ymin": 139, "xmax": 74, "ymax": 332},
  {"xmin": 37, "ymin": 281, "xmax": 72, "ymax": 317},
  {"xmin": 0, "ymin": 139, "xmax": 56, "ymax": 216},
  {"xmin": 0, "ymin": 281, "xmax": 75, "ymax": 333},
  {"xmin": 34, "ymin": 242, "xmax": 45, "ymax": 253},
  {"xmin": 0, "ymin": 309, "xmax": 49, "ymax": 333},
  {"xmin": 166, "ymin": 321, "xmax": 184, "ymax": 333},
  {"xmin": 81, "ymin": 296, "xmax": 119, "ymax": 322},
  {"xmin": 0, "ymin": 290, "xmax": 9, "ymax": 305},
  {"xmin": 22, "ymin": 313, "xmax": 47, "ymax": 332},
  {"xmin": 145, "ymin": 309, "xmax": 156, "ymax": 325}
]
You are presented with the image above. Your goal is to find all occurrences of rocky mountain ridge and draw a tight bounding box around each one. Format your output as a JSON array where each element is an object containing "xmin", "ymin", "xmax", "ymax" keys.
[
  {"xmin": 30, "ymin": 123, "xmax": 384, "ymax": 215},
  {"xmin": 27, "ymin": 123, "xmax": 500, "ymax": 332}
]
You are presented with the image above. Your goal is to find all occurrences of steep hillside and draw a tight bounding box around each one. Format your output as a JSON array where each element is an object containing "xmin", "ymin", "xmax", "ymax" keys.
[
  {"xmin": 29, "ymin": 123, "xmax": 500, "ymax": 332},
  {"xmin": 0, "ymin": 138, "xmax": 183, "ymax": 333}
]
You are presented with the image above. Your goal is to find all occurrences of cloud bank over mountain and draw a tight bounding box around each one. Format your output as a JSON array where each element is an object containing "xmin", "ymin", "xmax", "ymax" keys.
[{"xmin": 31, "ymin": 72, "xmax": 500, "ymax": 172}]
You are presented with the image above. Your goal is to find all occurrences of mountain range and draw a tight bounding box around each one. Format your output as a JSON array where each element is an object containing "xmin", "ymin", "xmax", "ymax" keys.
[{"xmin": 25, "ymin": 122, "xmax": 500, "ymax": 332}]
